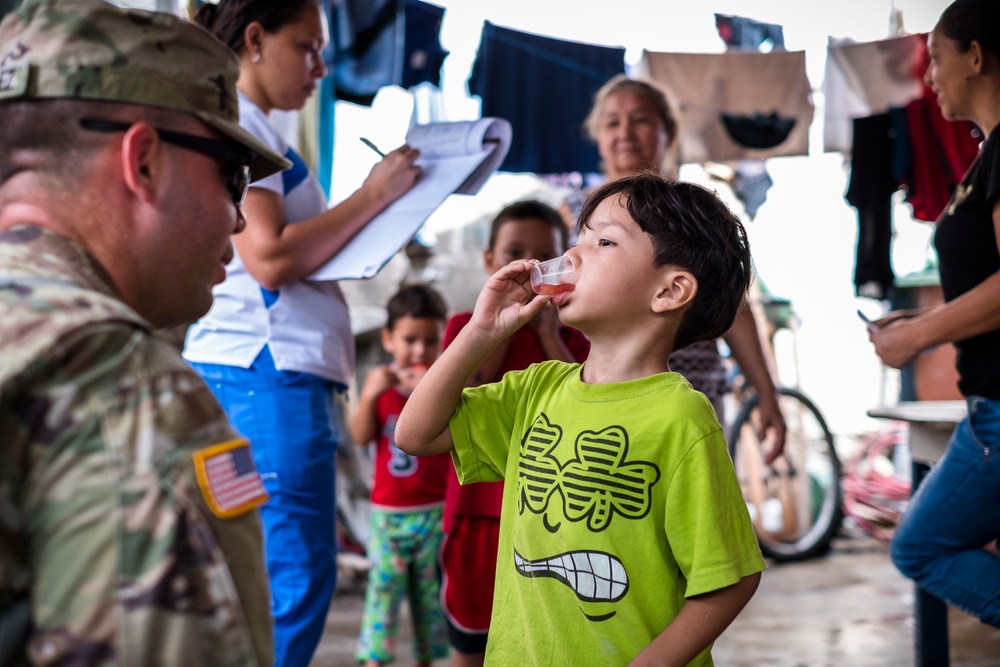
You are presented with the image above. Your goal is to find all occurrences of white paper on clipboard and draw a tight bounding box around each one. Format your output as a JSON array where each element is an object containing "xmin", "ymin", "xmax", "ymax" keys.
[{"xmin": 307, "ymin": 117, "xmax": 512, "ymax": 282}]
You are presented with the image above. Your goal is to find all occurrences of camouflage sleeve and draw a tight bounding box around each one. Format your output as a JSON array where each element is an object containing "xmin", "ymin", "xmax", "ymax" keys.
[{"xmin": 19, "ymin": 323, "xmax": 272, "ymax": 667}]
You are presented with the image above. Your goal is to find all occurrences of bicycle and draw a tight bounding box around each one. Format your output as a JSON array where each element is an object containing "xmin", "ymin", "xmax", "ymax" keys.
[
  {"xmin": 727, "ymin": 384, "xmax": 844, "ymax": 561},
  {"xmin": 840, "ymin": 422, "xmax": 911, "ymax": 542},
  {"xmin": 725, "ymin": 291, "xmax": 845, "ymax": 562}
]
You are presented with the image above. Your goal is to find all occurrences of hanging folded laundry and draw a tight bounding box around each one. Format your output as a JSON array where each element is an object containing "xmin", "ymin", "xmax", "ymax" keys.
[
  {"xmin": 328, "ymin": 0, "xmax": 448, "ymax": 107},
  {"xmin": 822, "ymin": 34, "xmax": 925, "ymax": 153},
  {"xmin": 468, "ymin": 21, "xmax": 625, "ymax": 174},
  {"xmin": 639, "ymin": 49, "xmax": 812, "ymax": 164}
]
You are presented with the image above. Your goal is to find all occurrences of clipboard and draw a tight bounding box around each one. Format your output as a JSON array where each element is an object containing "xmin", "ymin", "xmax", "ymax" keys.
[{"xmin": 307, "ymin": 117, "xmax": 512, "ymax": 281}]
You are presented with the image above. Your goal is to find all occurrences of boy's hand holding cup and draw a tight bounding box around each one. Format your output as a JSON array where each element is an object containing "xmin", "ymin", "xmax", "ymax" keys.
[{"xmin": 469, "ymin": 260, "xmax": 555, "ymax": 343}]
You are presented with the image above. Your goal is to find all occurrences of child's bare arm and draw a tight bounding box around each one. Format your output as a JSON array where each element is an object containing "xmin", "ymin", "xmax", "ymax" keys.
[
  {"xmin": 627, "ymin": 573, "xmax": 761, "ymax": 667},
  {"xmin": 395, "ymin": 260, "xmax": 549, "ymax": 456},
  {"xmin": 348, "ymin": 365, "xmax": 397, "ymax": 445},
  {"xmin": 724, "ymin": 308, "xmax": 785, "ymax": 462},
  {"xmin": 394, "ymin": 326, "xmax": 498, "ymax": 455}
]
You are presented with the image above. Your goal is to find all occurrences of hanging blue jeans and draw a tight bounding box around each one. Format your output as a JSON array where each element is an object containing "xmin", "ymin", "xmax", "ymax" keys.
[
  {"xmin": 890, "ymin": 395, "xmax": 1000, "ymax": 627},
  {"xmin": 192, "ymin": 347, "xmax": 342, "ymax": 666}
]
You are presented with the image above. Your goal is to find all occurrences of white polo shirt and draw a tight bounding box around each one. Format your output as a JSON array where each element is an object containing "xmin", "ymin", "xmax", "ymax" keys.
[{"xmin": 183, "ymin": 94, "xmax": 354, "ymax": 385}]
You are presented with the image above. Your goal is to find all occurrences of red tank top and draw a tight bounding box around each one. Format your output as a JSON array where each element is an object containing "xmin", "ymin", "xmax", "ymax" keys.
[{"xmin": 370, "ymin": 387, "xmax": 451, "ymax": 509}]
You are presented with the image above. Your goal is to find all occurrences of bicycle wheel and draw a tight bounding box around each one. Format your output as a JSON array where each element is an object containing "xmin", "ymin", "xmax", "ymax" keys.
[{"xmin": 727, "ymin": 387, "xmax": 843, "ymax": 562}]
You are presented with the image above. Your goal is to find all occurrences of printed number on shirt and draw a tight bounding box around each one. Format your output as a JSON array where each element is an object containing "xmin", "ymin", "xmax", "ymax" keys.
[{"xmin": 383, "ymin": 415, "xmax": 417, "ymax": 477}]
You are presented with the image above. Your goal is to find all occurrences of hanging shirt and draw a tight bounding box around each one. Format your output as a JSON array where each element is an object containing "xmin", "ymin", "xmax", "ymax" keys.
[
  {"xmin": 401, "ymin": 0, "xmax": 449, "ymax": 90},
  {"xmin": 327, "ymin": 0, "xmax": 448, "ymax": 106},
  {"xmin": 822, "ymin": 34, "xmax": 925, "ymax": 153},
  {"xmin": 640, "ymin": 49, "xmax": 813, "ymax": 164},
  {"xmin": 845, "ymin": 113, "xmax": 899, "ymax": 300},
  {"xmin": 468, "ymin": 21, "xmax": 625, "ymax": 174},
  {"xmin": 715, "ymin": 13, "xmax": 785, "ymax": 50},
  {"xmin": 903, "ymin": 34, "xmax": 982, "ymax": 222},
  {"xmin": 713, "ymin": 14, "xmax": 784, "ymax": 220}
]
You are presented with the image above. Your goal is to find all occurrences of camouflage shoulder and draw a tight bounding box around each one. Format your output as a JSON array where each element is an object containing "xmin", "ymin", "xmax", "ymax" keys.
[
  {"xmin": 0, "ymin": 273, "xmax": 148, "ymax": 389},
  {"xmin": 3, "ymin": 318, "xmax": 249, "ymax": 502},
  {"xmin": 75, "ymin": 322, "xmax": 241, "ymax": 464},
  {"xmin": 8, "ymin": 322, "xmax": 272, "ymax": 667},
  {"xmin": 93, "ymin": 328, "xmax": 274, "ymax": 666}
]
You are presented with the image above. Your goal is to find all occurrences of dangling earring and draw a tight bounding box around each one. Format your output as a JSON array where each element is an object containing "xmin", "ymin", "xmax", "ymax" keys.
[{"xmin": 250, "ymin": 52, "xmax": 261, "ymax": 63}]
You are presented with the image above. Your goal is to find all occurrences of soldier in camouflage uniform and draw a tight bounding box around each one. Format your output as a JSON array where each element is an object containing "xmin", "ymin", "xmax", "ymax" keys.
[{"xmin": 0, "ymin": 1, "xmax": 293, "ymax": 665}]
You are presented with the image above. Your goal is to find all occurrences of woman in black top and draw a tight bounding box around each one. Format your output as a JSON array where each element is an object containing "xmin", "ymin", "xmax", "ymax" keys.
[{"xmin": 869, "ymin": 0, "xmax": 1000, "ymax": 626}]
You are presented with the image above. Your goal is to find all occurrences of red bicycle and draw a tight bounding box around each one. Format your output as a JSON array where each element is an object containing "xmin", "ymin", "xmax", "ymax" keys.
[{"xmin": 840, "ymin": 422, "xmax": 911, "ymax": 542}]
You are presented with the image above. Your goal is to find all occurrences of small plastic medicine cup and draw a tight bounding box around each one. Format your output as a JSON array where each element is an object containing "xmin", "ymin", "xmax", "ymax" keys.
[{"xmin": 530, "ymin": 255, "xmax": 577, "ymax": 296}]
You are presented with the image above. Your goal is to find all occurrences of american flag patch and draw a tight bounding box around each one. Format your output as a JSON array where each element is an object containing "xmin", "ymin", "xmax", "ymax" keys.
[{"xmin": 192, "ymin": 439, "xmax": 269, "ymax": 518}]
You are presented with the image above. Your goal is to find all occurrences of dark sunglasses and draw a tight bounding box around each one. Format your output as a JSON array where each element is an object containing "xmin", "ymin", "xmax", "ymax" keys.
[{"xmin": 79, "ymin": 118, "xmax": 254, "ymax": 207}]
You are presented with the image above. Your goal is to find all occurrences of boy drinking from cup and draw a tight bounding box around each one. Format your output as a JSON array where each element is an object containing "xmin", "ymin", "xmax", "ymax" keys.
[{"xmin": 396, "ymin": 173, "xmax": 765, "ymax": 665}]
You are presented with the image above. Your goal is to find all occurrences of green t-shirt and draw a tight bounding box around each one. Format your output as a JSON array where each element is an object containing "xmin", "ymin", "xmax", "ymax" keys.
[{"xmin": 450, "ymin": 361, "xmax": 765, "ymax": 666}]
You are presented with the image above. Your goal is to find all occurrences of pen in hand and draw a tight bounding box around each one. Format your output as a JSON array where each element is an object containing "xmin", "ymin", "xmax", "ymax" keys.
[{"xmin": 360, "ymin": 137, "xmax": 385, "ymax": 158}]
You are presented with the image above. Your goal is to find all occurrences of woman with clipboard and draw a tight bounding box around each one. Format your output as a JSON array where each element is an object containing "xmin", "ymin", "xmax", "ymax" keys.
[{"xmin": 184, "ymin": 3, "xmax": 420, "ymax": 665}]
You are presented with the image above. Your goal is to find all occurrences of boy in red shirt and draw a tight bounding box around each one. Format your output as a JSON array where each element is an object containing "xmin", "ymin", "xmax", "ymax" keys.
[
  {"xmin": 441, "ymin": 201, "xmax": 590, "ymax": 666},
  {"xmin": 350, "ymin": 284, "xmax": 452, "ymax": 666}
]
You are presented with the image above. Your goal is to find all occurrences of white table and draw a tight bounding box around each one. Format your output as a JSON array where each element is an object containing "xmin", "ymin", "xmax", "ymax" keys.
[
  {"xmin": 868, "ymin": 401, "xmax": 966, "ymax": 462},
  {"xmin": 867, "ymin": 400, "xmax": 967, "ymax": 667}
]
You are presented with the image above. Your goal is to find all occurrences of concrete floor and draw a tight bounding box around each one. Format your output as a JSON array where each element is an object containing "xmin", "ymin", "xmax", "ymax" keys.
[
  {"xmin": 311, "ymin": 534, "xmax": 1000, "ymax": 667},
  {"xmin": 713, "ymin": 536, "xmax": 1000, "ymax": 667}
]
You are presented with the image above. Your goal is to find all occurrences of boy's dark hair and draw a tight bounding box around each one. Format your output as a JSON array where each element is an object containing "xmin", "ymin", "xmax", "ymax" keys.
[
  {"xmin": 937, "ymin": 0, "xmax": 1000, "ymax": 62},
  {"xmin": 488, "ymin": 200, "xmax": 569, "ymax": 253},
  {"xmin": 385, "ymin": 283, "xmax": 448, "ymax": 331},
  {"xmin": 194, "ymin": 0, "xmax": 318, "ymax": 55},
  {"xmin": 577, "ymin": 173, "xmax": 751, "ymax": 351}
]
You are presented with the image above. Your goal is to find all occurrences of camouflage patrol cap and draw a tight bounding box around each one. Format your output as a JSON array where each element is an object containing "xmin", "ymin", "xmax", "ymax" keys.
[{"xmin": 0, "ymin": 0, "xmax": 291, "ymax": 182}]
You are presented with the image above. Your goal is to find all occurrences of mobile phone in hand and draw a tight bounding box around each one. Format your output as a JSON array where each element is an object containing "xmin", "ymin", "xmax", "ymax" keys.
[{"xmin": 857, "ymin": 309, "xmax": 878, "ymax": 329}]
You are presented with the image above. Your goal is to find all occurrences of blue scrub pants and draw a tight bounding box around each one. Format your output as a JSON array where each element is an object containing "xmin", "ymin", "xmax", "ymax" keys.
[
  {"xmin": 193, "ymin": 347, "xmax": 341, "ymax": 666},
  {"xmin": 890, "ymin": 395, "xmax": 1000, "ymax": 627}
]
